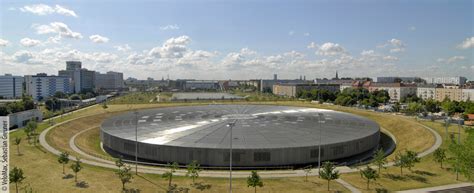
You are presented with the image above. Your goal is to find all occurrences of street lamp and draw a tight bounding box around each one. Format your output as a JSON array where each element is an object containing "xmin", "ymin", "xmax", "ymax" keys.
[
  {"xmin": 227, "ymin": 121, "xmax": 236, "ymax": 193},
  {"xmin": 134, "ymin": 111, "xmax": 139, "ymax": 174},
  {"xmin": 318, "ymin": 113, "xmax": 324, "ymax": 175}
]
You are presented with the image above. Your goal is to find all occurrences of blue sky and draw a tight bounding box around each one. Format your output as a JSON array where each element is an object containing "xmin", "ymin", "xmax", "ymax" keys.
[{"xmin": 1, "ymin": 0, "xmax": 473, "ymax": 80}]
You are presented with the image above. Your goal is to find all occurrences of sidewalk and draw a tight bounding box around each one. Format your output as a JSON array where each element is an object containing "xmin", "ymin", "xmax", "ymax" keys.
[{"xmin": 397, "ymin": 183, "xmax": 474, "ymax": 193}]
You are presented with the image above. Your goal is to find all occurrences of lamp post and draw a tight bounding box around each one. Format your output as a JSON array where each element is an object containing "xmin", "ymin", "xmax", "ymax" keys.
[
  {"xmin": 227, "ymin": 121, "xmax": 236, "ymax": 193},
  {"xmin": 318, "ymin": 113, "xmax": 324, "ymax": 175},
  {"xmin": 134, "ymin": 111, "xmax": 139, "ymax": 174}
]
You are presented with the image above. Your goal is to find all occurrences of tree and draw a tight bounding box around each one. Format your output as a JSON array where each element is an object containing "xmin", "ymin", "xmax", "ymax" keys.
[
  {"xmin": 162, "ymin": 162, "xmax": 179, "ymax": 190},
  {"xmin": 405, "ymin": 150, "xmax": 420, "ymax": 171},
  {"xmin": 70, "ymin": 158, "xmax": 83, "ymax": 183},
  {"xmin": 394, "ymin": 152, "xmax": 407, "ymax": 176},
  {"xmin": 0, "ymin": 106, "xmax": 9, "ymax": 116},
  {"xmin": 13, "ymin": 137, "xmax": 21, "ymax": 155},
  {"xmin": 24, "ymin": 120, "xmax": 37, "ymax": 144},
  {"xmin": 116, "ymin": 165, "xmax": 133, "ymax": 191},
  {"xmin": 448, "ymin": 129, "xmax": 474, "ymax": 180},
  {"xmin": 372, "ymin": 148, "xmax": 387, "ymax": 173},
  {"xmin": 433, "ymin": 148, "xmax": 447, "ymax": 168},
  {"xmin": 58, "ymin": 152, "xmax": 70, "ymax": 174},
  {"xmin": 319, "ymin": 161, "xmax": 340, "ymax": 191},
  {"xmin": 303, "ymin": 165, "xmax": 312, "ymax": 182},
  {"xmin": 186, "ymin": 160, "xmax": 201, "ymax": 184},
  {"xmin": 102, "ymin": 102, "xmax": 108, "ymax": 109},
  {"xmin": 247, "ymin": 171, "xmax": 264, "ymax": 193},
  {"xmin": 10, "ymin": 166, "xmax": 26, "ymax": 193},
  {"xmin": 115, "ymin": 157, "xmax": 124, "ymax": 168},
  {"xmin": 360, "ymin": 165, "xmax": 378, "ymax": 190}
]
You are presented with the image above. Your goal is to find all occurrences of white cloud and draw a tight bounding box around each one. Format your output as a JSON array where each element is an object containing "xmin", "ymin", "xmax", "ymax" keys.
[
  {"xmin": 316, "ymin": 42, "xmax": 347, "ymax": 56},
  {"xmin": 383, "ymin": 55, "xmax": 399, "ymax": 62},
  {"xmin": 360, "ymin": 50, "xmax": 375, "ymax": 56},
  {"xmin": 34, "ymin": 22, "xmax": 83, "ymax": 40},
  {"xmin": 114, "ymin": 44, "xmax": 131, "ymax": 52},
  {"xmin": 284, "ymin": 50, "xmax": 304, "ymax": 58},
  {"xmin": 20, "ymin": 38, "xmax": 41, "ymax": 47},
  {"xmin": 471, "ymin": 65, "xmax": 474, "ymax": 70},
  {"xmin": 148, "ymin": 36, "xmax": 191, "ymax": 58},
  {"xmin": 54, "ymin": 5, "xmax": 78, "ymax": 17},
  {"xmin": 304, "ymin": 32, "xmax": 310, "ymax": 36},
  {"xmin": 457, "ymin": 37, "xmax": 474, "ymax": 49},
  {"xmin": 388, "ymin": 38, "xmax": 405, "ymax": 53},
  {"xmin": 89, "ymin": 35, "xmax": 110, "ymax": 43},
  {"xmin": 13, "ymin": 50, "xmax": 34, "ymax": 63},
  {"xmin": 0, "ymin": 39, "xmax": 9, "ymax": 46},
  {"xmin": 160, "ymin": 24, "xmax": 179, "ymax": 30},
  {"xmin": 307, "ymin": 42, "xmax": 317, "ymax": 49},
  {"xmin": 288, "ymin": 30, "xmax": 295, "ymax": 36},
  {"xmin": 20, "ymin": 4, "xmax": 77, "ymax": 17},
  {"xmin": 409, "ymin": 26, "xmax": 416, "ymax": 31},
  {"xmin": 438, "ymin": 56, "xmax": 465, "ymax": 64}
]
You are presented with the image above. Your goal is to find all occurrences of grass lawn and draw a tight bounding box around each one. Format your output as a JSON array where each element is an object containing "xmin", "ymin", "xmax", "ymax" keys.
[
  {"xmin": 11, "ymin": 100, "xmax": 456, "ymax": 192},
  {"xmin": 339, "ymin": 120, "xmax": 471, "ymax": 192}
]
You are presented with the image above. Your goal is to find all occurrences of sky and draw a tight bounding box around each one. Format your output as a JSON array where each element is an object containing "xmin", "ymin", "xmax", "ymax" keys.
[{"xmin": 0, "ymin": 0, "xmax": 473, "ymax": 80}]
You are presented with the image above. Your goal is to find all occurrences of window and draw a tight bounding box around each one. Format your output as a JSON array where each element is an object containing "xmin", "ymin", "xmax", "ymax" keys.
[{"xmin": 254, "ymin": 152, "xmax": 270, "ymax": 162}]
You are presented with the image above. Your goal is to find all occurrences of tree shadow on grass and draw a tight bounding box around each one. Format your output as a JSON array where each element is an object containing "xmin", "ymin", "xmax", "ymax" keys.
[
  {"xmin": 382, "ymin": 173, "xmax": 407, "ymax": 181},
  {"xmin": 75, "ymin": 181, "xmax": 89, "ymax": 188},
  {"xmin": 135, "ymin": 174, "xmax": 167, "ymax": 191},
  {"xmin": 310, "ymin": 181, "xmax": 323, "ymax": 186},
  {"xmin": 62, "ymin": 174, "xmax": 74, "ymax": 179},
  {"xmin": 412, "ymin": 170, "xmax": 436, "ymax": 176},
  {"xmin": 191, "ymin": 182, "xmax": 212, "ymax": 191},
  {"xmin": 405, "ymin": 174, "xmax": 428, "ymax": 183},
  {"xmin": 123, "ymin": 188, "xmax": 141, "ymax": 193}
]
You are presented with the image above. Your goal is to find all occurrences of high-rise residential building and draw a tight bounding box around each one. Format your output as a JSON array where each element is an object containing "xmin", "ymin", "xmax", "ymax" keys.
[
  {"xmin": 423, "ymin": 77, "xmax": 467, "ymax": 85},
  {"xmin": 95, "ymin": 71, "xmax": 124, "ymax": 90},
  {"xmin": 66, "ymin": 61, "xmax": 82, "ymax": 71},
  {"xmin": 58, "ymin": 61, "xmax": 96, "ymax": 93},
  {"xmin": 0, "ymin": 74, "xmax": 24, "ymax": 99},
  {"xmin": 376, "ymin": 77, "xmax": 420, "ymax": 83},
  {"xmin": 25, "ymin": 73, "xmax": 72, "ymax": 101}
]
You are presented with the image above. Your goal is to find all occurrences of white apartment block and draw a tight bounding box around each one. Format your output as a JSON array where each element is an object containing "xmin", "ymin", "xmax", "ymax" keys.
[
  {"xmin": 462, "ymin": 89, "xmax": 474, "ymax": 102},
  {"xmin": 416, "ymin": 85, "xmax": 437, "ymax": 100},
  {"xmin": 369, "ymin": 83, "xmax": 417, "ymax": 102},
  {"xmin": 423, "ymin": 77, "xmax": 467, "ymax": 85},
  {"xmin": 25, "ymin": 73, "xmax": 72, "ymax": 101},
  {"xmin": 0, "ymin": 74, "xmax": 24, "ymax": 98}
]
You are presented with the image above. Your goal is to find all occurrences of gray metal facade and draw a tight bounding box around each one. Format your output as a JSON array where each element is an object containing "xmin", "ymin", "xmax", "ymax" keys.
[{"xmin": 100, "ymin": 105, "xmax": 380, "ymax": 167}]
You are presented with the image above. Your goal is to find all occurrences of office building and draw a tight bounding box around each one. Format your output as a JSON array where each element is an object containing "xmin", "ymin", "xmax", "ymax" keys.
[
  {"xmin": 0, "ymin": 74, "xmax": 24, "ymax": 99},
  {"xmin": 95, "ymin": 71, "xmax": 124, "ymax": 90},
  {"xmin": 58, "ymin": 61, "xmax": 96, "ymax": 93},
  {"xmin": 25, "ymin": 73, "xmax": 72, "ymax": 101}
]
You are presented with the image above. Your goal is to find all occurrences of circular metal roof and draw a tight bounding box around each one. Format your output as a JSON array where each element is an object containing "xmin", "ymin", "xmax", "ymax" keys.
[{"xmin": 101, "ymin": 105, "xmax": 380, "ymax": 149}]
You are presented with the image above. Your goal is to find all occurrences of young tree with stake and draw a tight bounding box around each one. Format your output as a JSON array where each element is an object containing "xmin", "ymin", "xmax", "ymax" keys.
[
  {"xmin": 116, "ymin": 165, "xmax": 133, "ymax": 191},
  {"xmin": 433, "ymin": 148, "xmax": 447, "ymax": 168},
  {"xmin": 10, "ymin": 167, "xmax": 26, "ymax": 193},
  {"xmin": 162, "ymin": 162, "xmax": 179, "ymax": 190},
  {"xmin": 13, "ymin": 137, "xmax": 21, "ymax": 155},
  {"xmin": 58, "ymin": 151, "xmax": 70, "ymax": 175},
  {"xmin": 319, "ymin": 161, "xmax": 340, "ymax": 191},
  {"xmin": 70, "ymin": 158, "xmax": 83, "ymax": 183},
  {"xmin": 372, "ymin": 148, "xmax": 387, "ymax": 173},
  {"xmin": 303, "ymin": 165, "xmax": 312, "ymax": 182},
  {"xmin": 360, "ymin": 165, "xmax": 379, "ymax": 190},
  {"xmin": 247, "ymin": 171, "xmax": 264, "ymax": 193},
  {"xmin": 186, "ymin": 160, "xmax": 201, "ymax": 184}
]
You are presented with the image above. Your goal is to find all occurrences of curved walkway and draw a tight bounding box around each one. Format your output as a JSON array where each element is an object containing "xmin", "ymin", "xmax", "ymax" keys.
[{"xmin": 39, "ymin": 109, "xmax": 442, "ymax": 192}]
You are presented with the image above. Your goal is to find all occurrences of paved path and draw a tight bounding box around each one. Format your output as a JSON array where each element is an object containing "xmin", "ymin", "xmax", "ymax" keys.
[
  {"xmin": 39, "ymin": 106, "xmax": 443, "ymax": 192},
  {"xmin": 397, "ymin": 183, "xmax": 474, "ymax": 193},
  {"xmin": 336, "ymin": 179, "xmax": 362, "ymax": 193}
]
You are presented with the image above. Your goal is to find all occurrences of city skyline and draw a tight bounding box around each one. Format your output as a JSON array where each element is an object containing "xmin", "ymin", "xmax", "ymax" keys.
[{"xmin": 1, "ymin": 0, "xmax": 473, "ymax": 80}]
